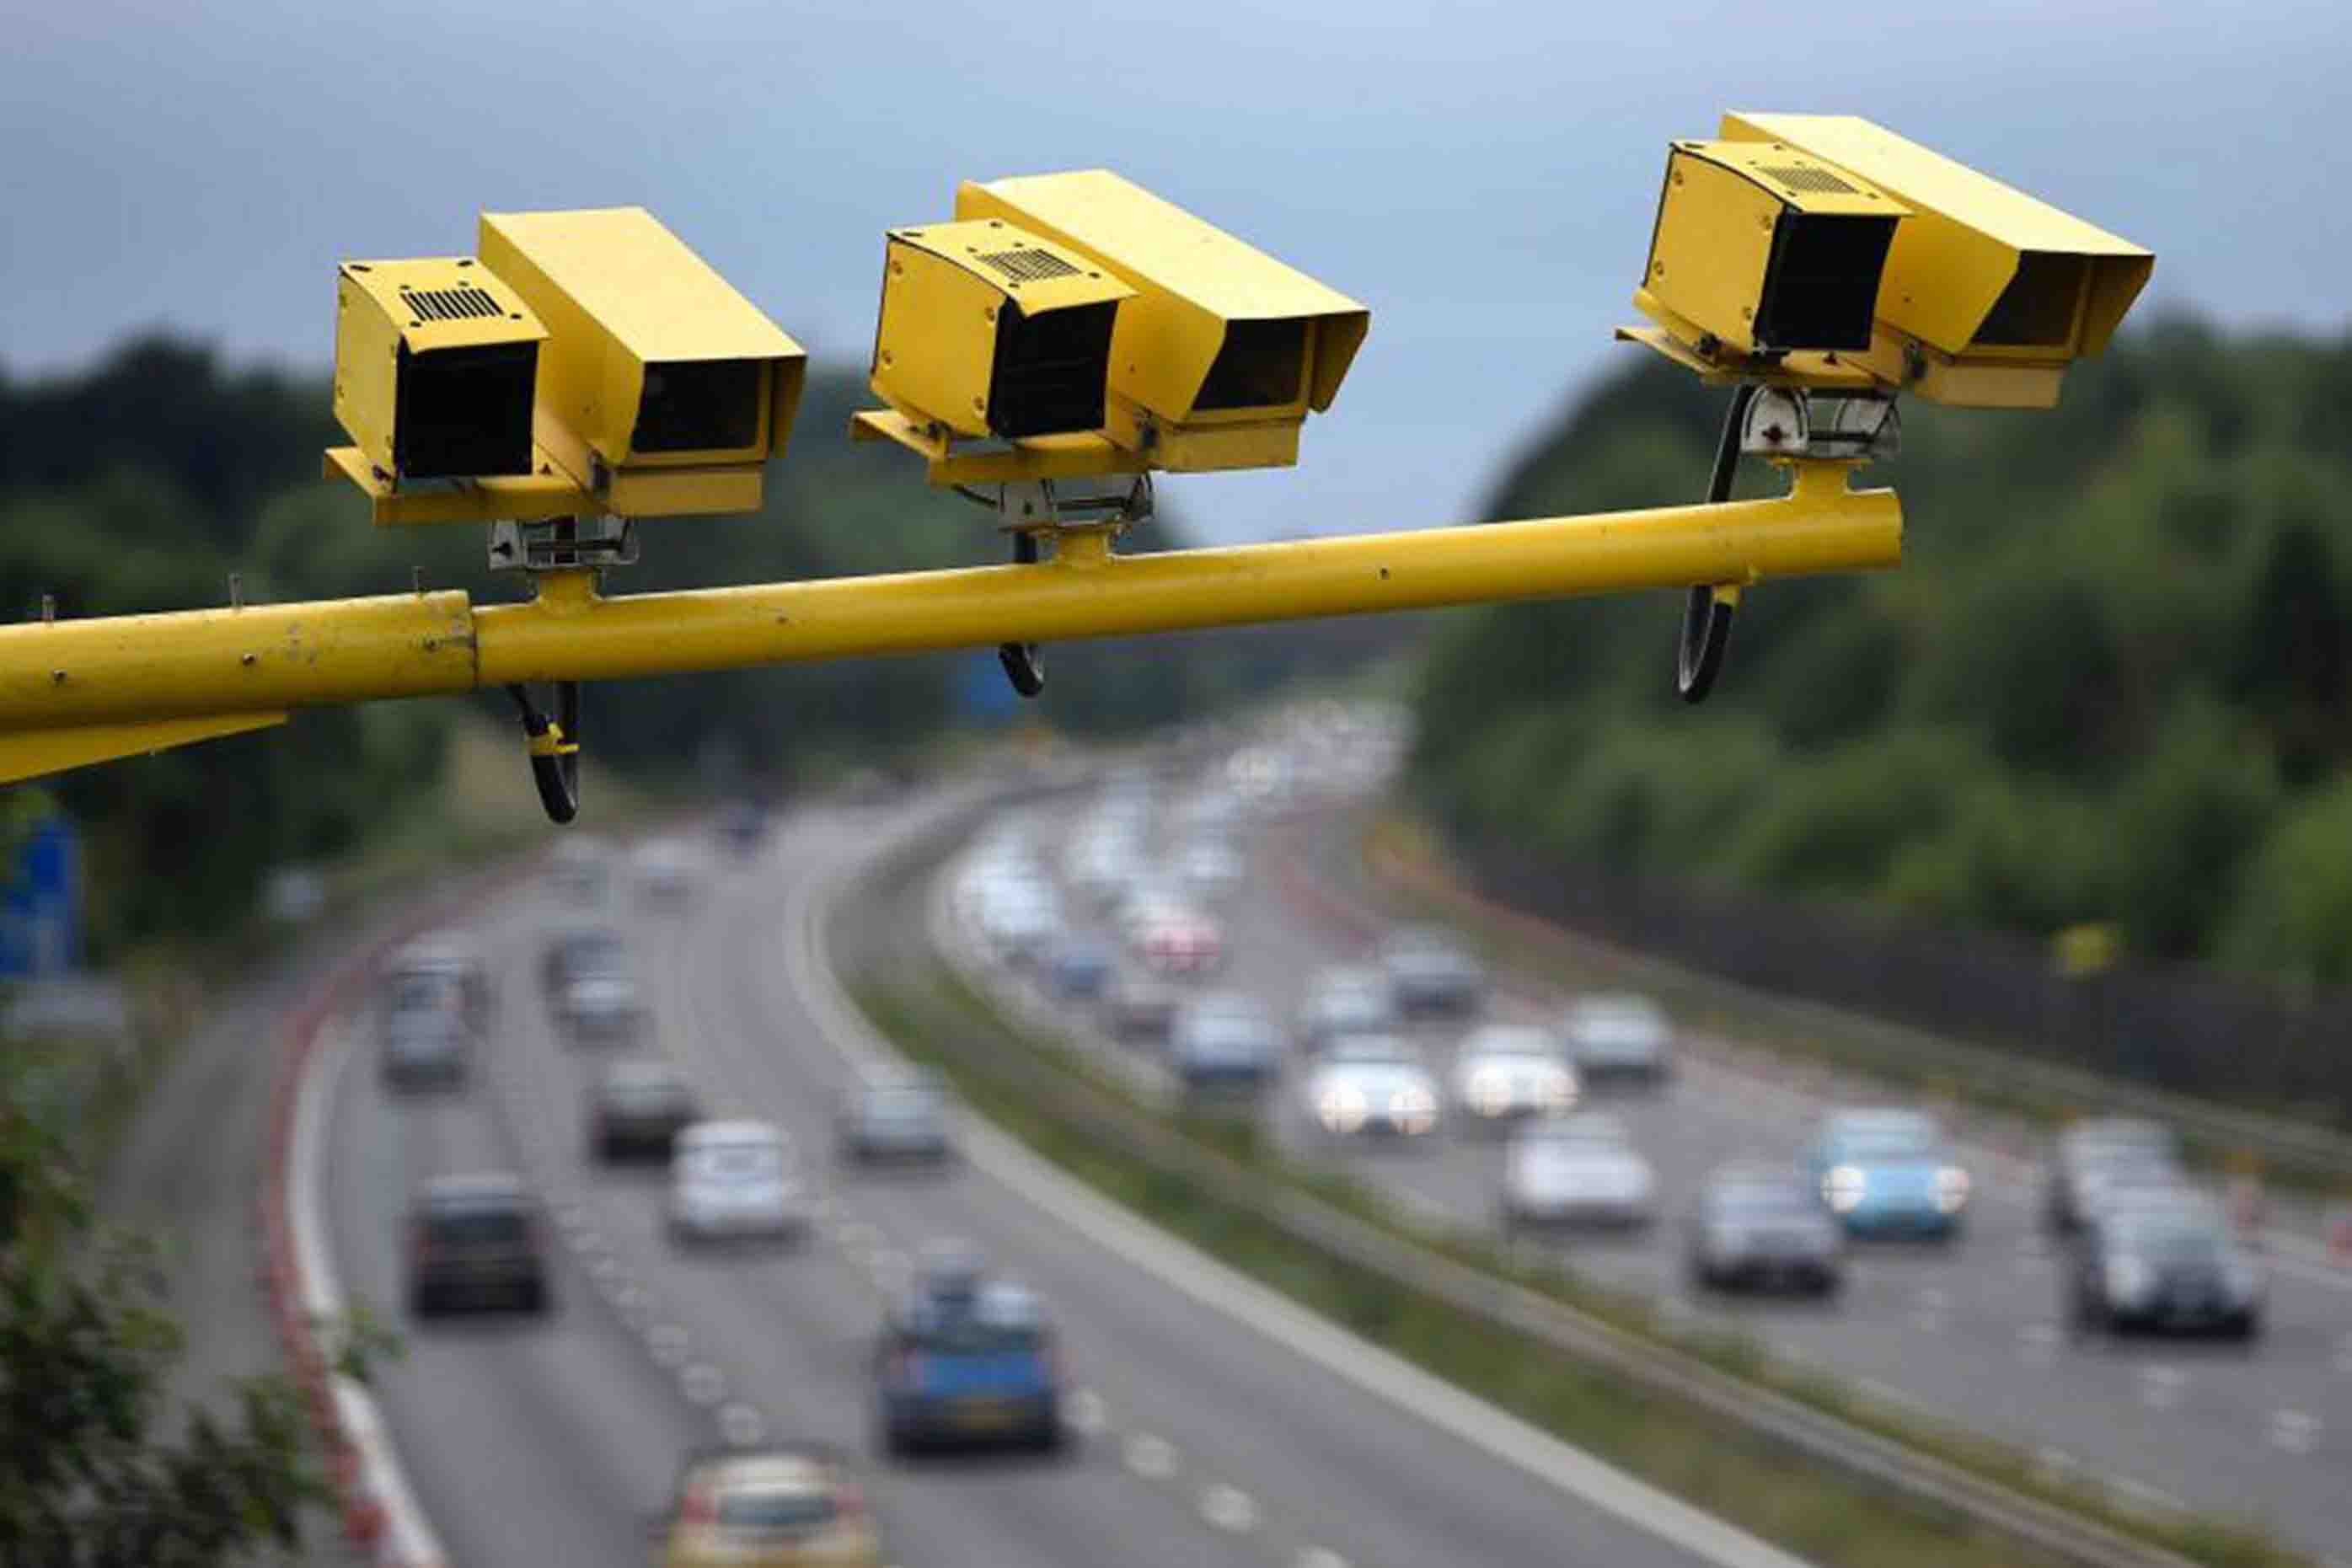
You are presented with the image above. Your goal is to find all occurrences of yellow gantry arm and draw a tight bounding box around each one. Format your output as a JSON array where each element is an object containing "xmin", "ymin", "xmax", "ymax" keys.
[{"xmin": 0, "ymin": 461, "xmax": 1896, "ymax": 781}]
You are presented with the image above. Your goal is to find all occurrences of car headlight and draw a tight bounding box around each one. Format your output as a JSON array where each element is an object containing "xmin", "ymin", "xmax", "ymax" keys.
[
  {"xmin": 1543, "ymin": 1068, "xmax": 1578, "ymax": 1112},
  {"xmin": 1390, "ymin": 1085, "xmax": 1438, "ymax": 1136},
  {"xmin": 1822, "ymin": 1164, "xmax": 1867, "ymax": 1212},
  {"xmin": 2105, "ymin": 1256, "xmax": 2155, "ymax": 1303},
  {"xmin": 1317, "ymin": 1084, "xmax": 1368, "ymax": 1133},
  {"xmin": 1932, "ymin": 1166, "xmax": 1971, "ymax": 1214},
  {"xmin": 1465, "ymin": 1067, "xmax": 1511, "ymax": 1116}
]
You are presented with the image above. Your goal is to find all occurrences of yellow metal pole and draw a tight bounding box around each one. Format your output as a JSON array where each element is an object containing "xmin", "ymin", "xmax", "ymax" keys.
[
  {"xmin": 0, "ymin": 463, "xmax": 1895, "ymax": 738},
  {"xmin": 475, "ymin": 463, "xmax": 1897, "ymax": 684}
]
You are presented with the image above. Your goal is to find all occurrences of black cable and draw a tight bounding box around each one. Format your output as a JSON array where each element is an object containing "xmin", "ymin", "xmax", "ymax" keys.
[
  {"xmin": 507, "ymin": 681, "xmax": 581, "ymax": 825},
  {"xmin": 1674, "ymin": 384, "xmax": 1755, "ymax": 704}
]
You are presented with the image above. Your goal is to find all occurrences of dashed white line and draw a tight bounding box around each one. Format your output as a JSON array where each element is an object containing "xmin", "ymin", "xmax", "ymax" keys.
[
  {"xmin": 719, "ymin": 1401, "xmax": 768, "ymax": 1447},
  {"xmin": 2271, "ymin": 1409, "xmax": 2321, "ymax": 1454},
  {"xmin": 1200, "ymin": 1483, "xmax": 1259, "ymax": 1533},
  {"xmin": 680, "ymin": 1362, "xmax": 726, "ymax": 1407},
  {"xmin": 1123, "ymin": 1433, "xmax": 1178, "ymax": 1480},
  {"xmin": 648, "ymin": 1324, "xmax": 691, "ymax": 1367},
  {"xmin": 2106, "ymin": 1474, "xmax": 2186, "ymax": 1518},
  {"xmin": 1296, "ymin": 1549, "xmax": 1351, "ymax": 1568},
  {"xmin": 1065, "ymin": 1388, "xmax": 1108, "ymax": 1436}
]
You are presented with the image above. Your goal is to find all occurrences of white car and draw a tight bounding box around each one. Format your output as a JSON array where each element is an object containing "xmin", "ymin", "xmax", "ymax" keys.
[
  {"xmin": 1449, "ymin": 1025, "xmax": 1578, "ymax": 1132},
  {"xmin": 667, "ymin": 1121, "xmax": 811, "ymax": 1244},
  {"xmin": 546, "ymin": 835, "xmax": 610, "ymax": 902},
  {"xmin": 1562, "ymin": 994, "xmax": 1673, "ymax": 1084},
  {"xmin": 1501, "ymin": 1115, "xmax": 1657, "ymax": 1230},
  {"xmin": 1302, "ymin": 1036, "xmax": 1440, "ymax": 1141},
  {"xmin": 632, "ymin": 838, "xmax": 701, "ymax": 904},
  {"xmin": 978, "ymin": 881, "xmax": 1062, "ymax": 961},
  {"xmin": 1297, "ymin": 965, "xmax": 1396, "ymax": 1048}
]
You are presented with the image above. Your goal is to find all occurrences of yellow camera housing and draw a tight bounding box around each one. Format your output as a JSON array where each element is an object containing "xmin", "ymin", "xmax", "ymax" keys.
[
  {"xmin": 953, "ymin": 170, "xmax": 1369, "ymax": 473},
  {"xmin": 869, "ymin": 219, "xmax": 1135, "ymax": 442},
  {"xmin": 332, "ymin": 257, "xmax": 545, "ymax": 482},
  {"xmin": 477, "ymin": 207, "xmax": 807, "ymax": 478},
  {"xmin": 1636, "ymin": 140, "xmax": 1906, "ymax": 358},
  {"xmin": 1720, "ymin": 114, "xmax": 2152, "ymax": 408}
]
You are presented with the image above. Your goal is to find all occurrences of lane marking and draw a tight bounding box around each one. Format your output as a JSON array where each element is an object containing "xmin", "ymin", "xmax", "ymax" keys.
[
  {"xmin": 1066, "ymin": 1387, "xmax": 1109, "ymax": 1437},
  {"xmin": 720, "ymin": 1402, "xmax": 767, "ymax": 1448},
  {"xmin": 680, "ymin": 1362, "xmax": 726, "ymax": 1407},
  {"xmin": 1123, "ymin": 1433, "xmax": 1178, "ymax": 1480},
  {"xmin": 1297, "ymin": 1550, "xmax": 1351, "ymax": 1568},
  {"xmin": 2270, "ymin": 1410, "xmax": 2321, "ymax": 1455},
  {"xmin": 649, "ymin": 1323, "xmax": 691, "ymax": 1367},
  {"xmin": 2106, "ymin": 1475, "xmax": 2185, "ymax": 1517},
  {"xmin": 1200, "ymin": 1483, "xmax": 1259, "ymax": 1533}
]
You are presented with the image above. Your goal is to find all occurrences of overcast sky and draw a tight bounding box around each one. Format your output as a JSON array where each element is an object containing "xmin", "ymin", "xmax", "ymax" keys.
[{"xmin": 6, "ymin": 0, "xmax": 2347, "ymax": 542}]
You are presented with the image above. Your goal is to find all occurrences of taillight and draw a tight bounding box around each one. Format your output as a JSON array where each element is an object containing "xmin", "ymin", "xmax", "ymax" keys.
[
  {"xmin": 680, "ymin": 1485, "xmax": 716, "ymax": 1527},
  {"xmin": 836, "ymin": 1481, "xmax": 868, "ymax": 1523}
]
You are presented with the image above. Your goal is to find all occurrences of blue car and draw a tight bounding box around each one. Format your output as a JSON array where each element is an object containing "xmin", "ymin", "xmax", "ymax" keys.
[
  {"xmin": 1805, "ymin": 1109, "xmax": 1971, "ymax": 1241},
  {"xmin": 1045, "ymin": 936, "xmax": 1115, "ymax": 1001},
  {"xmin": 876, "ymin": 1265, "xmax": 1064, "ymax": 1455}
]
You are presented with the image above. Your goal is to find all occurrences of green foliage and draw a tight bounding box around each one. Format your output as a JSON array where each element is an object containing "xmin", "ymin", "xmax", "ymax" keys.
[
  {"xmin": 0, "ymin": 1100, "xmax": 324, "ymax": 1564},
  {"xmin": 1412, "ymin": 318, "xmax": 2352, "ymax": 982}
]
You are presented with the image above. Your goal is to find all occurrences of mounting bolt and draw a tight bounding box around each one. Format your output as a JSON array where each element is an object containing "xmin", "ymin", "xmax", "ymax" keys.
[{"xmin": 241, "ymin": 653, "xmax": 257, "ymax": 666}]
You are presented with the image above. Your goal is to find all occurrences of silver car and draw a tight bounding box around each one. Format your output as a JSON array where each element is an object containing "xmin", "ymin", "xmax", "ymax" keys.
[
  {"xmin": 1298, "ymin": 965, "xmax": 1396, "ymax": 1049},
  {"xmin": 1301, "ymin": 1035, "xmax": 1440, "ymax": 1141},
  {"xmin": 1562, "ymin": 994, "xmax": 1673, "ymax": 1085},
  {"xmin": 668, "ymin": 1121, "xmax": 812, "ymax": 1244},
  {"xmin": 1449, "ymin": 1024, "xmax": 1578, "ymax": 1133},
  {"xmin": 1686, "ymin": 1164, "xmax": 1844, "ymax": 1296},
  {"xmin": 1170, "ymin": 993, "xmax": 1283, "ymax": 1096},
  {"xmin": 1500, "ymin": 1115, "xmax": 1654, "ymax": 1230},
  {"xmin": 1380, "ymin": 926, "xmax": 1486, "ymax": 1018}
]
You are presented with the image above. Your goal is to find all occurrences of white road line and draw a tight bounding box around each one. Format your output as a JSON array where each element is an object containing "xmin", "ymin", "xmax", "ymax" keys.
[
  {"xmin": 649, "ymin": 1324, "xmax": 691, "ymax": 1367},
  {"xmin": 787, "ymin": 841, "xmax": 1819, "ymax": 1568},
  {"xmin": 1123, "ymin": 1433, "xmax": 1179, "ymax": 1480},
  {"xmin": 1066, "ymin": 1388, "xmax": 1109, "ymax": 1436},
  {"xmin": 680, "ymin": 1362, "xmax": 726, "ymax": 1407},
  {"xmin": 2106, "ymin": 1475, "xmax": 2186, "ymax": 1517},
  {"xmin": 1200, "ymin": 1483, "xmax": 1260, "ymax": 1533},
  {"xmin": 720, "ymin": 1402, "xmax": 768, "ymax": 1448},
  {"xmin": 1297, "ymin": 1549, "xmax": 1351, "ymax": 1568},
  {"xmin": 2270, "ymin": 1410, "xmax": 2321, "ymax": 1454},
  {"xmin": 288, "ymin": 1025, "xmax": 445, "ymax": 1567}
]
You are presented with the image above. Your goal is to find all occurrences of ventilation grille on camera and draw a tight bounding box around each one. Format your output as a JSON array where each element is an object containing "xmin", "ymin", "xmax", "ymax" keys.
[
  {"xmin": 1759, "ymin": 163, "xmax": 1859, "ymax": 195},
  {"xmin": 400, "ymin": 284, "xmax": 507, "ymax": 322},
  {"xmin": 978, "ymin": 247, "xmax": 1082, "ymax": 284}
]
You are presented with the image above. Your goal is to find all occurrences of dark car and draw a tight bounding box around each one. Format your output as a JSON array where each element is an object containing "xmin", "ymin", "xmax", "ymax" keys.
[
  {"xmin": 1102, "ymin": 973, "xmax": 1180, "ymax": 1044},
  {"xmin": 2044, "ymin": 1117, "xmax": 2183, "ymax": 1234},
  {"xmin": 2070, "ymin": 1196, "xmax": 2262, "ymax": 1339},
  {"xmin": 405, "ymin": 1174, "xmax": 550, "ymax": 1317},
  {"xmin": 837, "ymin": 1075, "xmax": 954, "ymax": 1167},
  {"xmin": 1379, "ymin": 926, "xmax": 1486, "ymax": 1019},
  {"xmin": 379, "ymin": 1009, "xmax": 471, "ymax": 1091},
  {"xmin": 1168, "ymin": 994, "xmax": 1283, "ymax": 1097},
  {"xmin": 586, "ymin": 1058, "xmax": 699, "ymax": 1164},
  {"xmin": 875, "ymin": 1263, "xmax": 1063, "ymax": 1455},
  {"xmin": 715, "ymin": 800, "xmax": 768, "ymax": 858},
  {"xmin": 1044, "ymin": 936, "xmax": 1115, "ymax": 1002},
  {"xmin": 1685, "ymin": 1165, "xmax": 1843, "ymax": 1297}
]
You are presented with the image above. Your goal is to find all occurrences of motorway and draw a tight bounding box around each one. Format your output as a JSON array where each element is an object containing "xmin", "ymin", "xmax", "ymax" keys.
[
  {"xmin": 956, "ymin": 774, "xmax": 2352, "ymax": 1561},
  {"xmin": 316, "ymin": 791, "xmax": 1803, "ymax": 1568}
]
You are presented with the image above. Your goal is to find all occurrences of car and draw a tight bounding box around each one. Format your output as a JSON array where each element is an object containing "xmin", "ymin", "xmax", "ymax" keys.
[
  {"xmin": 1562, "ymin": 993, "xmax": 1673, "ymax": 1086},
  {"xmin": 382, "ymin": 934, "xmax": 490, "ymax": 1030},
  {"xmin": 379, "ymin": 1008, "xmax": 470, "ymax": 1091},
  {"xmin": 1685, "ymin": 1164, "xmax": 1843, "ymax": 1296},
  {"xmin": 668, "ymin": 1121, "xmax": 812, "ymax": 1245},
  {"xmin": 2069, "ymin": 1194, "xmax": 2262, "ymax": 1339},
  {"xmin": 2044, "ymin": 1117, "xmax": 2183, "ymax": 1234},
  {"xmin": 1301, "ymin": 1035, "xmax": 1441, "ymax": 1141},
  {"xmin": 1168, "ymin": 993, "xmax": 1283, "ymax": 1096},
  {"xmin": 1379, "ymin": 926, "xmax": 1486, "ymax": 1018},
  {"xmin": 837, "ymin": 1073, "xmax": 955, "ymax": 1166},
  {"xmin": 1448, "ymin": 1024, "xmax": 1578, "ymax": 1133},
  {"xmin": 587, "ymin": 1058, "xmax": 699, "ymax": 1164},
  {"xmin": 634, "ymin": 838, "xmax": 702, "ymax": 905},
  {"xmin": 405, "ymin": 1173, "xmax": 550, "ymax": 1317},
  {"xmin": 1102, "ymin": 973, "xmax": 1180, "ymax": 1043},
  {"xmin": 555, "ymin": 969, "xmax": 646, "ymax": 1045},
  {"xmin": 1042, "ymin": 934, "xmax": 1115, "ymax": 1001},
  {"xmin": 876, "ymin": 1261, "xmax": 1064, "ymax": 1455},
  {"xmin": 1805, "ymin": 1109, "xmax": 1971, "ymax": 1241},
  {"xmin": 1135, "ymin": 905, "xmax": 1224, "ymax": 977},
  {"xmin": 541, "ymin": 924, "xmax": 629, "ymax": 1001},
  {"xmin": 977, "ymin": 881, "xmax": 1061, "ymax": 963},
  {"xmin": 654, "ymin": 1444, "xmax": 881, "ymax": 1567},
  {"xmin": 1501, "ymin": 1115, "xmax": 1656, "ymax": 1231},
  {"xmin": 1297, "ymin": 965, "xmax": 1396, "ymax": 1049}
]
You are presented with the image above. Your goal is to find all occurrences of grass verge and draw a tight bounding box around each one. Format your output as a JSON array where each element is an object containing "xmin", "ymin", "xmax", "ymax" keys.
[{"xmin": 836, "ymin": 848, "xmax": 2304, "ymax": 1568}]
